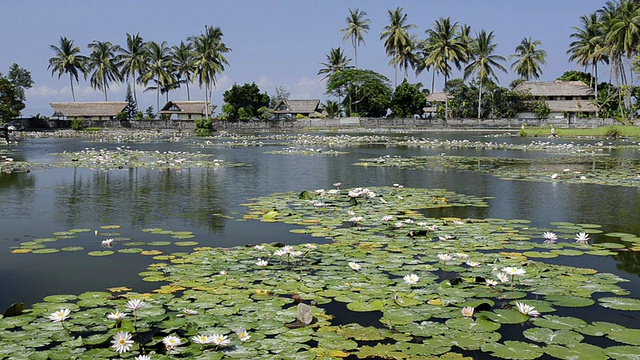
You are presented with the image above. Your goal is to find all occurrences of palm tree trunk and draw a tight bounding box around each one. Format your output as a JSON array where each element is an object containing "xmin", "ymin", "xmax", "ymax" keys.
[
  {"xmin": 186, "ymin": 78, "xmax": 191, "ymax": 101},
  {"xmin": 204, "ymin": 83, "xmax": 210, "ymax": 118},
  {"xmin": 69, "ymin": 74, "xmax": 76, "ymax": 102},
  {"xmin": 103, "ymin": 78, "xmax": 108, "ymax": 101},
  {"xmin": 156, "ymin": 85, "xmax": 160, "ymax": 119},
  {"xmin": 594, "ymin": 62, "xmax": 598, "ymax": 118},
  {"xmin": 477, "ymin": 80, "xmax": 483, "ymax": 119},
  {"xmin": 132, "ymin": 72, "xmax": 139, "ymax": 111}
]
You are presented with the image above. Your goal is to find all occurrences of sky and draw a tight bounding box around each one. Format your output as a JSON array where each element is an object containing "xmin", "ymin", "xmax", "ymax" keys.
[{"xmin": 1, "ymin": 0, "xmax": 607, "ymax": 118}]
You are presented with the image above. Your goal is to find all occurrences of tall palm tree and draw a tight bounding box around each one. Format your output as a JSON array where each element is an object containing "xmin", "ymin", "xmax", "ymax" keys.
[
  {"xmin": 190, "ymin": 25, "xmax": 231, "ymax": 118},
  {"xmin": 380, "ymin": 6, "xmax": 416, "ymax": 87},
  {"xmin": 464, "ymin": 30, "xmax": 507, "ymax": 118},
  {"xmin": 118, "ymin": 33, "xmax": 148, "ymax": 108},
  {"xmin": 391, "ymin": 34, "xmax": 418, "ymax": 81},
  {"xmin": 317, "ymin": 47, "xmax": 352, "ymax": 81},
  {"xmin": 86, "ymin": 41, "xmax": 122, "ymax": 101},
  {"xmin": 172, "ymin": 41, "xmax": 196, "ymax": 100},
  {"xmin": 141, "ymin": 41, "xmax": 173, "ymax": 115},
  {"xmin": 567, "ymin": 13, "xmax": 608, "ymax": 116},
  {"xmin": 424, "ymin": 17, "xmax": 468, "ymax": 119},
  {"xmin": 48, "ymin": 36, "xmax": 87, "ymax": 102},
  {"xmin": 339, "ymin": 8, "xmax": 370, "ymax": 69},
  {"xmin": 510, "ymin": 37, "xmax": 547, "ymax": 80}
]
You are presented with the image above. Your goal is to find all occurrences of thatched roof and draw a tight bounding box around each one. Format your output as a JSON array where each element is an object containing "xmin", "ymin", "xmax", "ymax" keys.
[
  {"xmin": 547, "ymin": 100, "xmax": 597, "ymax": 113},
  {"xmin": 273, "ymin": 99, "xmax": 321, "ymax": 114},
  {"xmin": 158, "ymin": 101, "xmax": 215, "ymax": 115},
  {"xmin": 514, "ymin": 81, "xmax": 594, "ymax": 97},
  {"xmin": 50, "ymin": 102, "xmax": 127, "ymax": 117},
  {"xmin": 426, "ymin": 92, "xmax": 452, "ymax": 102}
]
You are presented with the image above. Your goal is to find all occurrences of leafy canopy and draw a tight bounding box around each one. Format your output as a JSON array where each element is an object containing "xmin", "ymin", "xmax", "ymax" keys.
[
  {"xmin": 326, "ymin": 68, "xmax": 392, "ymax": 117},
  {"xmin": 222, "ymin": 82, "xmax": 270, "ymax": 120}
]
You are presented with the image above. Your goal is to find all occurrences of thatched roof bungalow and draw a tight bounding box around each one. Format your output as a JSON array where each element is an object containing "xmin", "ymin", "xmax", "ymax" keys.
[
  {"xmin": 513, "ymin": 81, "xmax": 597, "ymax": 121},
  {"xmin": 50, "ymin": 102, "xmax": 127, "ymax": 120},
  {"xmin": 423, "ymin": 92, "xmax": 452, "ymax": 114},
  {"xmin": 158, "ymin": 101, "xmax": 215, "ymax": 120},
  {"xmin": 273, "ymin": 99, "xmax": 321, "ymax": 119}
]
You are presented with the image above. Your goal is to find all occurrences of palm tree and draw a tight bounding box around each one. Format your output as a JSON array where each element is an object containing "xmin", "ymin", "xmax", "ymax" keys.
[
  {"xmin": 190, "ymin": 26, "xmax": 231, "ymax": 118},
  {"xmin": 567, "ymin": 13, "xmax": 608, "ymax": 117},
  {"xmin": 391, "ymin": 34, "xmax": 418, "ymax": 81},
  {"xmin": 424, "ymin": 17, "xmax": 468, "ymax": 119},
  {"xmin": 510, "ymin": 37, "xmax": 547, "ymax": 80},
  {"xmin": 141, "ymin": 41, "xmax": 173, "ymax": 115},
  {"xmin": 380, "ymin": 6, "xmax": 416, "ymax": 87},
  {"xmin": 118, "ymin": 33, "xmax": 148, "ymax": 109},
  {"xmin": 172, "ymin": 41, "xmax": 196, "ymax": 100},
  {"xmin": 47, "ymin": 36, "xmax": 87, "ymax": 102},
  {"xmin": 317, "ymin": 47, "xmax": 352, "ymax": 81},
  {"xmin": 464, "ymin": 30, "xmax": 507, "ymax": 118},
  {"xmin": 86, "ymin": 41, "xmax": 122, "ymax": 101},
  {"xmin": 339, "ymin": 8, "xmax": 370, "ymax": 69}
]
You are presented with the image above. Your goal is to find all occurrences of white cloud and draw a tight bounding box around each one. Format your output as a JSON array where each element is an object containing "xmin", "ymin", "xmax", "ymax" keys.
[
  {"xmin": 256, "ymin": 75, "xmax": 273, "ymax": 90},
  {"xmin": 291, "ymin": 76, "xmax": 324, "ymax": 99}
]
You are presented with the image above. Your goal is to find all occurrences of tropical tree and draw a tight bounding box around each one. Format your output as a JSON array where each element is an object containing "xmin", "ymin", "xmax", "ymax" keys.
[
  {"xmin": 339, "ymin": 8, "xmax": 370, "ymax": 69},
  {"xmin": 317, "ymin": 47, "xmax": 352, "ymax": 81},
  {"xmin": 191, "ymin": 25, "xmax": 231, "ymax": 118},
  {"xmin": 464, "ymin": 30, "xmax": 507, "ymax": 118},
  {"xmin": 567, "ymin": 13, "xmax": 608, "ymax": 117},
  {"xmin": 322, "ymin": 100, "xmax": 341, "ymax": 118},
  {"xmin": 390, "ymin": 79, "xmax": 425, "ymax": 117},
  {"xmin": 380, "ymin": 7, "xmax": 416, "ymax": 87},
  {"xmin": 47, "ymin": 36, "xmax": 87, "ymax": 102},
  {"xmin": 325, "ymin": 68, "xmax": 392, "ymax": 117},
  {"xmin": 172, "ymin": 41, "xmax": 196, "ymax": 101},
  {"xmin": 424, "ymin": 17, "xmax": 468, "ymax": 119},
  {"xmin": 118, "ymin": 33, "xmax": 148, "ymax": 108},
  {"xmin": 86, "ymin": 41, "xmax": 122, "ymax": 101},
  {"xmin": 222, "ymin": 82, "xmax": 270, "ymax": 120},
  {"xmin": 141, "ymin": 41, "xmax": 173, "ymax": 115},
  {"xmin": 391, "ymin": 34, "xmax": 418, "ymax": 82},
  {"xmin": 510, "ymin": 37, "xmax": 547, "ymax": 80}
]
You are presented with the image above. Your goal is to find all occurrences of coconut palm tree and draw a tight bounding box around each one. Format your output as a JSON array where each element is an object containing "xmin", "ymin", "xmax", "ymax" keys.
[
  {"xmin": 141, "ymin": 41, "xmax": 173, "ymax": 115},
  {"xmin": 48, "ymin": 36, "xmax": 87, "ymax": 102},
  {"xmin": 567, "ymin": 13, "xmax": 608, "ymax": 116},
  {"xmin": 317, "ymin": 47, "xmax": 352, "ymax": 81},
  {"xmin": 464, "ymin": 30, "xmax": 507, "ymax": 118},
  {"xmin": 510, "ymin": 37, "xmax": 547, "ymax": 81},
  {"xmin": 172, "ymin": 41, "xmax": 196, "ymax": 100},
  {"xmin": 118, "ymin": 33, "xmax": 148, "ymax": 109},
  {"xmin": 424, "ymin": 17, "xmax": 468, "ymax": 119},
  {"xmin": 86, "ymin": 41, "xmax": 123, "ymax": 101},
  {"xmin": 391, "ymin": 34, "xmax": 418, "ymax": 81},
  {"xmin": 190, "ymin": 25, "xmax": 231, "ymax": 118},
  {"xmin": 380, "ymin": 6, "xmax": 416, "ymax": 87},
  {"xmin": 339, "ymin": 8, "xmax": 370, "ymax": 69}
]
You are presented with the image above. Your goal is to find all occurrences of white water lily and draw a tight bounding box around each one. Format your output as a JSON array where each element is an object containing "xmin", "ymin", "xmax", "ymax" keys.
[
  {"xmin": 542, "ymin": 231, "xmax": 557, "ymax": 242},
  {"xmin": 101, "ymin": 238, "xmax": 114, "ymax": 248},
  {"xmin": 180, "ymin": 308, "xmax": 198, "ymax": 315},
  {"xmin": 575, "ymin": 232, "xmax": 590, "ymax": 243},
  {"xmin": 256, "ymin": 258, "xmax": 268, "ymax": 267},
  {"xmin": 486, "ymin": 279, "xmax": 499, "ymax": 286},
  {"xmin": 466, "ymin": 261, "xmax": 481, "ymax": 267},
  {"xmin": 126, "ymin": 299, "xmax": 146, "ymax": 311},
  {"xmin": 162, "ymin": 335, "xmax": 181, "ymax": 350},
  {"xmin": 497, "ymin": 273, "xmax": 510, "ymax": 283},
  {"xmin": 111, "ymin": 331, "xmax": 134, "ymax": 354},
  {"xmin": 254, "ymin": 244, "xmax": 265, "ymax": 250},
  {"xmin": 349, "ymin": 216, "xmax": 363, "ymax": 223},
  {"xmin": 236, "ymin": 328, "xmax": 251, "ymax": 341},
  {"xmin": 382, "ymin": 215, "xmax": 393, "ymax": 222},
  {"xmin": 403, "ymin": 273, "xmax": 419, "ymax": 285},
  {"xmin": 135, "ymin": 355, "xmax": 151, "ymax": 360},
  {"xmin": 210, "ymin": 333, "xmax": 230, "ymax": 347},
  {"xmin": 192, "ymin": 334, "xmax": 212, "ymax": 345},
  {"xmin": 304, "ymin": 243, "xmax": 317, "ymax": 249},
  {"xmin": 461, "ymin": 306, "xmax": 474, "ymax": 317},
  {"xmin": 49, "ymin": 308, "xmax": 70, "ymax": 322},
  {"xmin": 438, "ymin": 253, "xmax": 453, "ymax": 262},
  {"xmin": 107, "ymin": 310, "xmax": 127, "ymax": 321},
  {"xmin": 348, "ymin": 262, "xmax": 361, "ymax": 271},
  {"xmin": 515, "ymin": 302, "xmax": 541, "ymax": 317},
  {"xmin": 502, "ymin": 267, "xmax": 526, "ymax": 276}
]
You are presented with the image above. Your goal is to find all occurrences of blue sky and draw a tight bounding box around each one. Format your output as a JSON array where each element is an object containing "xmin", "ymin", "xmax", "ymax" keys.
[{"xmin": 1, "ymin": 0, "xmax": 606, "ymax": 117}]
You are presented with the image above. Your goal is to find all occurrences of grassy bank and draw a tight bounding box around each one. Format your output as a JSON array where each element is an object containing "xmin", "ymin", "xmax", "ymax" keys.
[{"xmin": 520, "ymin": 125, "xmax": 640, "ymax": 139}]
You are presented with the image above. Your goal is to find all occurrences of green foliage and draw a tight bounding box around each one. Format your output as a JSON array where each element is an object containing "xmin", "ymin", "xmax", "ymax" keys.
[
  {"xmin": 532, "ymin": 99, "xmax": 550, "ymax": 118},
  {"xmin": 326, "ymin": 68, "xmax": 392, "ymax": 117},
  {"xmin": 0, "ymin": 77, "xmax": 25, "ymax": 121},
  {"xmin": 257, "ymin": 106, "xmax": 274, "ymax": 120},
  {"xmin": 144, "ymin": 106, "xmax": 155, "ymax": 120},
  {"xmin": 557, "ymin": 70, "xmax": 594, "ymax": 84},
  {"xmin": 115, "ymin": 111, "xmax": 127, "ymax": 121},
  {"xmin": 296, "ymin": 113, "xmax": 309, "ymax": 119},
  {"xmin": 71, "ymin": 119, "xmax": 84, "ymax": 131},
  {"xmin": 604, "ymin": 126, "xmax": 621, "ymax": 139},
  {"xmin": 390, "ymin": 79, "xmax": 425, "ymax": 118},
  {"xmin": 220, "ymin": 103, "xmax": 234, "ymax": 120},
  {"xmin": 222, "ymin": 82, "xmax": 270, "ymax": 120},
  {"xmin": 7, "ymin": 63, "xmax": 33, "ymax": 100},
  {"xmin": 122, "ymin": 85, "xmax": 137, "ymax": 120},
  {"xmin": 134, "ymin": 111, "xmax": 143, "ymax": 120},
  {"xmin": 270, "ymin": 85, "xmax": 290, "ymax": 108},
  {"xmin": 194, "ymin": 117, "xmax": 213, "ymax": 135},
  {"xmin": 323, "ymin": 100, "xmax": 341, "ymax": 118}
]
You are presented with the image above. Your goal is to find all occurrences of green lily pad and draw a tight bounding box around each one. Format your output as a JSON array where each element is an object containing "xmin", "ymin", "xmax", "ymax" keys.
[
  {"xmin": 598, "ymin": 297, "xmax": 640, "ymax": 311},
  {"xmin": 87, "ymin": 251, "xmax": 114, "ymax": 257},
  {"xmin": 481, "ymin": 341, "xmax": 544, "ymax": 359}
]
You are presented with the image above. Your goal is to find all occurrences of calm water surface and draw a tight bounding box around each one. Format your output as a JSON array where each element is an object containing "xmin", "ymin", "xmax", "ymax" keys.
[{"xmin": 0, "ymin": 131, "xmax": 638, "ymax": 317}]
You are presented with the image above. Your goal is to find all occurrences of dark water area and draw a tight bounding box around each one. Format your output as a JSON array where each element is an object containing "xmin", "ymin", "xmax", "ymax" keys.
[{"xmin": 0, "ymin": 131, "xmax": 638, "ymax": 326}]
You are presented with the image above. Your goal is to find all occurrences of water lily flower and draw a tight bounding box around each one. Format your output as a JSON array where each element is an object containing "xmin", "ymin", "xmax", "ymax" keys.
[
  {"xmin": 348, "ymin": 262, "xmax": 361, "ymax": 271},
  {"xmin": 273, "ymin": 249, "xmax": 287, "ymax": 257},
  {"xmin": 438, "ymin": 253, "xmax": 453, "ymax": 262},
  {"xmin": 542, "ymin": 231, "xmax": 557, "ymax": 243},
  {"xmin": 333, "ymin": 182, "xmax": 341, "ymax": 189},
  {"xmin": 461, "ymin": 306, "xmax": 474, "ymax": 317},
  {"xmin": 107, "ymin": 310, "xmax": 127, "ymax": 321},
  {"xmin": 502, "ymin": 267, "xmax": 526, "ymax": 276},
  {"xmin": 256, "ymin": 258, "xmax": 268, "ymax": 267},
  {"xmin": 466, "ymin": 261, "xmax": 481, "ymax": 267},
  {"xmin": 456, "ymin": 253, "xmax": 469, "ymax": 259},
  {"xmin": 349, "ymin": 216, "xmax": 363, "ymax": 223},
  {"xmin": 304, "ymin": 243, "xmax": 317, "ymax": 250},
  {"xmin": 575, "ymin": 232, "xmax": 590, "ymax": 243},
  {"xmin": 394, "ymin": 222, "xmax": 404, "ymax": 228},
  {"xmin": 127, "ymin": 299, "xmax": 146, "ymax": 311},
  {"xmin": 49, "ymin": 308, "xmax": 70, "ymax": 323},
  {"xmin": 101, "ymin": 238, "xmax": 114, "ymax": 248},
  {"xmin": 403, "ymin": 273, "xmax": 419, "ymax": 285},
  {"xmin": 515, "ymin": 302, "xmax": 541, "ymax": 317},
  {"xmin": 162, "ymin": 335, "xmax": 181, "ymax": 351},
  {"xmin": 210, "ymin": 333, "xmax": 230, "ymax": 347},
  {"xmin": 426, "ymin": 225, "xmax": 438, "ymax": 231},
  {"xmin": 347, "ymin": 210, "xmax": 356, "ymax": 216},
  {"xmin": 111, "ymin": 331, "xmax": 134, "ymax": 354},
  {"xmin": 236, "ymin": 328, "xmax": 251, "ymax": 342},
  {"xmin": 254, "ymin": 244, "xmax": 265, "ymax": 250},
  {"xmin": 382, "ymin": 215, "xmax": 393, "ymax": 222},
  {"xmin": 486, "ymin": 279, "xmax": 499, "ymax": 287},
  {"xmin": 192, "ymin": 334, "xmax": 212, "ymax": 345},
  {"xmin": 497, "ymin": 273, "xmax": 510, "ymax": 283},
  {"xmin": 219, "ymin": 270, "xmax": 228, "ymax": 275},
  {"xmin": 551, "ymin": 173, "xmax": 558, "ymax": 179},
  {"xmin": 135, "ymin": 355, "xmax": 151, "ymax": 360},
  {"xmin": 180, "ymin": 308, "xmax": 198, "ymax": 315}
]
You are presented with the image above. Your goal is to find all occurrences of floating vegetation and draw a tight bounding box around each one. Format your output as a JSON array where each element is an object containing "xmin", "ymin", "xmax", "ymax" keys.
[
  {"xmin": 2, "ymin": 186, "xmax": 638, "ymax": 359},
  {"xmin": 265, "ymin": 147, "xmax": 349, "ymax": 155},
  {"xmin": 355, "ymin": 155, "xmax": 640, "ymax": 188}
]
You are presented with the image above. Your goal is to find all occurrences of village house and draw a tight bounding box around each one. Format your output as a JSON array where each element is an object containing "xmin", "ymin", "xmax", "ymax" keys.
[
  {"xmin": 513, "ymin": 80, "xmax": 597, "ymax": 123},
  {"xmin": 273, "ymin": 99, "xmax": 322, "ymax": 119},
  {"xmin": 158, "ymin": 101, "xmax": 215, "ymax": 120},
  {"xmin": 423, "ymin": 92, "xmax": 452, "ymax": 117},
  {"xmin": 50, "ymin": 102, "xmax": 127, "ymax": 120}
]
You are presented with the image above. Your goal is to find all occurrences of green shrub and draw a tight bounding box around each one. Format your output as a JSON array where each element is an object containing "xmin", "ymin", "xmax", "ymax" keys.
[
  {"xmin": 194, "ymin": 117, "xmax": 213, "ymax": 135},
  {"xmin": 71, "ymin": 119, "xmax": 84, "ymax": 131},
  {"xmin": 604, "ymin": 126, "xmax": 620, "ymax": 139}
]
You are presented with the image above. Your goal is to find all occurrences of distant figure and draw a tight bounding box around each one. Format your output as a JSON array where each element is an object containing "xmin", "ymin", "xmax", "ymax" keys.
[{"xmin": 550, "ymin": 126, "xmax": 556, "ymax": 137}]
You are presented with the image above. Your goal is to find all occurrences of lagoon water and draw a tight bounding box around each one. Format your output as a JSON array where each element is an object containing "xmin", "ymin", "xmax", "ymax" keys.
[{"xmin": 0, "ymin": 131, "xmax": 638, "ymax": 330}]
